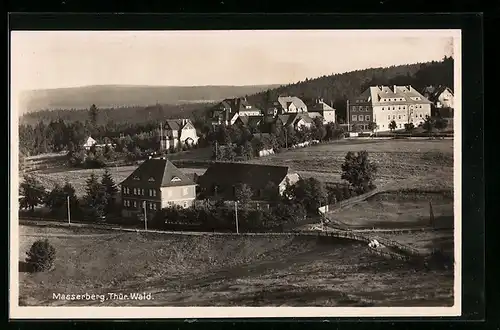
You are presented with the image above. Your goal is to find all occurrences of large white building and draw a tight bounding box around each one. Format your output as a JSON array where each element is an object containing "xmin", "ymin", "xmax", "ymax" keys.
[{"xmin": 348, "ymin": 85, "xmax": 432, "ymax": 132}]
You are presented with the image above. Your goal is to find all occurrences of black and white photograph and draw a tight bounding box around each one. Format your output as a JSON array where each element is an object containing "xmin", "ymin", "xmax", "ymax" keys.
[{"xmin": 10, "ymin": 29, "xmax": 461, "ymax": 318}]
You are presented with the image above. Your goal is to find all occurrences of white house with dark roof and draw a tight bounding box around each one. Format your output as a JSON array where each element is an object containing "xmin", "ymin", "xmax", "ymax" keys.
[
  {"xmin": 348, "ymin": 85, "xmax": 432, "ymax": 132},
  {"xmin": 120, "ymin": 157, "xmax": 197, "ymax": 219},
  {"xmin": 160, "ymin": 119, "xmax": 199, "ymax": 150},
  {"xmin": 277, "ymin": 96, "xmax": 308, "ymax": 114},
  {"xmin": 307, "ymin": 98, "xmax": 336, "ymax": 123}
]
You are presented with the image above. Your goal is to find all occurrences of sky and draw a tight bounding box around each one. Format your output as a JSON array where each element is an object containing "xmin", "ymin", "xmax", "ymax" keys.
[{"xmin": 11, "ymin": 30, "xmax": 456, "ymax": 93}]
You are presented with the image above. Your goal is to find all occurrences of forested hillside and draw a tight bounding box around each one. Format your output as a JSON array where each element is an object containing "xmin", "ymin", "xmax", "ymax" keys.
[
  {"xmin": 247, "ymin": 56, "xmax": 454, "ymax": 120},
  {"xmin": 20, "ymin": 103, "xmax": 214, "ymax": 126}
]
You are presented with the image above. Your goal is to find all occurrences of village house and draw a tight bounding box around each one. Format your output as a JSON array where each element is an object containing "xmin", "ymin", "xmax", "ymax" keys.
[
  {"xmin": 82, "ymin": 136, "xmax": 114, "ymax": 151},
  {"xmin": 159, "ymin": 118, "xmax": 199, "ymax": 150},
  {"xmin": 197, "ymin": 163, "xmax": 300, "ymax": 201},
  {"xmin": 306, "ymin": 98, "xmax": 336, "ymax": 124},
  {"xmin": 211, "ymin": 97, "xmax": 262, "ymax": 125},
  {"xmin": 120, "ymin": 157, "xmax": 197, "ymax": 220},
  {"xmin": 347, "ymin": 85, "xmax": 432, "ymax": 132},
  {"xmin": 275, "ymin": 113, "xmax": 314, "ymax": 130},
  {"xmin": 422, "ymin": 85, "xmax": 454, "ymax": 109},
  {"xmin": 276, "ymin": 96, "xmax": 308, "ymax": 114}
]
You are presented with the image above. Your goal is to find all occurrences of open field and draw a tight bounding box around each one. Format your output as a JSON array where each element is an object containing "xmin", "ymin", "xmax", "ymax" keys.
[
  {"xmin": 375, "ymin": 230, "xmax": 454, "ymax": 256},
  {"xmin": 328, "ymin": 191, "xmax": 454, "ymax": 230},
  {"xmin": 18, "ymin": 225, "xmax": 453, "ymax": 307},
  {"xmin": 248, "ymin": 139, "xmax": 454, "ymax": 190}
]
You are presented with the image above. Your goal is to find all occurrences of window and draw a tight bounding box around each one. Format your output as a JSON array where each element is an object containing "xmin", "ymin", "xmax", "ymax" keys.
[
  {"xmin": 352, "ymin": 106, "xmax": 357, "ymax": 111},
  {"xmin": 365, "ymin": 115, "xmax": 370, "ymax": 121},
  {"xmin": 382, "ymin": 125, "xmax": 385, "ymax": 128},
  {"xmin": 148, "ymin": 177, "xmax": 155, "ymax": 182},
  {"xmin": 352, "ymin": 115, "xmax": 357, "ymax": 121},
  {"xmin": 153, "ymin": 203, "xmax": 157, "ymax": 210},
  {"xmin": 393, "ymin": 115, "xmax": 396, "ymax": 120},
  {"xmin": 133, "ymin": 201, "xmax": 137, "ymax": 208},
  {"xmin": 149, "ymin": 202, "xmax": 154, "ymax": 210},
  {"xmin": 133, "ymin": 176, "xmax": 140, "ymax": 181},
  {"xmin": 387, "ymin": 115, "xmax": 390, "ymax": 120},
  {"xmin": 399, "ymin": 124, "xmax": 402, "ymax": 128},
  {"xmin": 171, "ymin": 177, "xmax": 181, "ymax": 182},
  {"xmin": 382, "ymin": 107, "xmax": 384, "ymax": 110},
  {"xmin": 398, "ymin": 115, "xmax": 401, "ymax": 120},
  {"xmin": 183, "ymin": 187, "xmax": 189, "ymax": 196},
  {"xmin": 183, "ymin": 201, "xmax": 188, "ymax": 208},
  {"xmin": 133, "ymin": 188, "xmax": 137, "ymax": 195}
]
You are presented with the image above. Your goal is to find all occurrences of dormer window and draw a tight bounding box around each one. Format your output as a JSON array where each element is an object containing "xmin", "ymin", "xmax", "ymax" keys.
[
  {"xmin": 148, "ymin": 177, "xmax": 155, "ymax": 182},
  {"xmin": 133, "ymin": 176, "xmax": 140, "ymax": 181},
  {"xmin": 171, "ymin": 177, "xmax": 181, "ymax": 182}
]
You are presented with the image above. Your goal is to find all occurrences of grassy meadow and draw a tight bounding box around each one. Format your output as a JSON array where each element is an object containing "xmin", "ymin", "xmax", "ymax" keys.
[{"xmin": 18, "ymin": 225, "xmax": 454, "ymax": 307}]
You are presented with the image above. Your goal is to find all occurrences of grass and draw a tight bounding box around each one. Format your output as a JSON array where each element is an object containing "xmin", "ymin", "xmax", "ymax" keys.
[
  {"xmin": 328, "ymin": 191, "xmax": 454, "ymax": 230},
  {"xmin": 247, "ymin": 139, "xmax": 454, "ymax": 190},
  {"xmin": 18, "ymin": 224, "xmax": 453, "ymax": 307}
]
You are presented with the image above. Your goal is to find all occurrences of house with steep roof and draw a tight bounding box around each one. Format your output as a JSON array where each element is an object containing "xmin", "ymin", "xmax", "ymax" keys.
[
  {"xmin": 277, "ymin": 96, "xmax": 308, "ymax": 114},
  {"xmin": 307, "ymin": 98, "xmax": 336, "ymax": 123},
  {"xmin": 211, "ymin": 97, "xmax": 262, "ymax": 125},
  {"xmin": 120, "ymin": 157, "xmax": 197, "ymax": 219},
  {"xmin": 422, "ymin": 85, "xmax": 454, "ymax": 110},
  {"xmin": 275, "ymin": 113, "xmax": 313, "ymax": 130},
  {"xmin": 348, "ymin": 85, "xmax": 432, "ymax": 132},
  {"xmin": 197, "ymin": 162, "xmax": 300, "ymax": 201},
  {"xmin": 160, "ymin": 118, "xmax": 199, "ymax": 150}
]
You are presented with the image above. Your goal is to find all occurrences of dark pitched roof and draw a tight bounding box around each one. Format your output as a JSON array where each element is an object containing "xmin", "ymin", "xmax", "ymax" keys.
[
  {"xmin": 198, "ymin": 162, "xmax": 290, "ymax": 192},
  {"xmin": 120, "ymin": 158, "xmax": 195, "ymax": 188},
  {"xmin": 427, "ymin": 86, "xmax": 453, "ymax": 102}
]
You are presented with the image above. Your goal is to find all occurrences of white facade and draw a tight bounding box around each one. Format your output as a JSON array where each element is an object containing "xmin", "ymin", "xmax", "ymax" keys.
[{"xmin": 373, "ymin": 103, "xmax": 431, "ymax": 131}]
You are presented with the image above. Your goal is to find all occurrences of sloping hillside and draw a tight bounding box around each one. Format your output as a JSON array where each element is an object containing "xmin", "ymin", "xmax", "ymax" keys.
[{"xmin": 19, "ymin": 84, "xmax": 281, "ymax": 115}]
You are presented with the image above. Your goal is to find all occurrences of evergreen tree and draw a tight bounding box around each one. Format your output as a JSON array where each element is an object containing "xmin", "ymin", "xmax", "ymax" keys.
[
  {"xmin": 89, "ymin": 104, "xmax": 99, "ymax": 127},
  {"xmin": 101, "ymin": 169, "xmax": 118, "ymax": 214},
  {"xmin": 44, "ymin": 184, "xmax": 66, "ymax": 216},
  {"xmin": 83, "ymin": 173, "xmax": 108, "ymax": 220},
  {"xmin": 19, "ymin": 175, "xmax": 46, "ymax": 212}
]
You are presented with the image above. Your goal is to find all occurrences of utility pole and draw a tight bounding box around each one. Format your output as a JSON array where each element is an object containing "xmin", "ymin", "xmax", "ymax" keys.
[
  {"xmin": 67, "ymin": 195, "xmax": 71, "ymax": 226},
  {"xmin": 234, "ymin": 201, "xmax": 239, "ymax": 234},
  {"xmin": 346, "ymin": 99, "xmax": 350, "ymax": 133},
  {"xmin": 143, "ymin": 201, "xmax": 148, "ymax": 231},
  {"xmin": 215, "ymin": 140, "xmax": 218, "ymax": 161},
  {"xmin": 159, "ymin": 123, "xmax": 163, "ymax": 152}
]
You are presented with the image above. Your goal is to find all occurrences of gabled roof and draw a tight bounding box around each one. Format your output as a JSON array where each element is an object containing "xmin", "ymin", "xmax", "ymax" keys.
[
  {"xmin": 277, "ymin": 96, "xmax": 307, "ymax": 110},
  {"xmin": 120, "ymin": 158, "xmax": 195, "ymax": 188},
  {"xmin": 308, "ymin": 100, "xmax": 335, "ymax": 112},
  {"xmin": 163, "ymin": 119, "xmax": 193, "ymax": 131},
  {"xmin": 426, "ymin": 86, "xmax": 454, "ymax": 102},
  {"xmin": 355, "ymin": 85, "xmax": 432, "ymax": 106},
  {"xmin": 198, "ymin": 162, "xmax": 290, "ymax": 192}
]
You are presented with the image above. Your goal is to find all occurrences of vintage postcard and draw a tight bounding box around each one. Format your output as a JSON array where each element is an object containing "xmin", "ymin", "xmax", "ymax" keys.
[{"xmin": 10, "ymin": 29, "xmax": 461, "ymax": 319}]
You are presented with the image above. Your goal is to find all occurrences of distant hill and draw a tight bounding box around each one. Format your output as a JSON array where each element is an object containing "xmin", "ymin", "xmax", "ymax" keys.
[{"xmin": 18, "ymin": 84, "xmax": 282, "ymax": 115}]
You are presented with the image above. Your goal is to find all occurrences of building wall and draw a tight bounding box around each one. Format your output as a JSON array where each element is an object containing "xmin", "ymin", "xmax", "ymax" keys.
[
  {"xmin": 373, "ymin": 103, "xmax": 431, "ymax": 131},
  {"xmin": 121, "ymin": 186, "xmax": 162, "ymax": 218},
  {"xmin": 239, "ymin": 110, "xmax": 261, "ymax": 116},
  {"xmin": 159, "ymin": 185, "xmax": 196, "ymax": 209},
  {"xmin": 438, "ymin": 90, "xmax": 454, "ymax": 109},
  {"xmin": 179, "ymin": 128, "xmax": 199, "ymax": 145},
  {"xmin": 322, "ymin": 110, "xmax": 335, "ymax": 123},
  {"xmin": 349, "ymin": 104, "xmax": 373, "ymax": 130}
]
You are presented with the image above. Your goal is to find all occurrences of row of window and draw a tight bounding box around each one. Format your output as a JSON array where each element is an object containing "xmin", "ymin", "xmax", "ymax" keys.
[
  {"xmin": 382, "ymin": 105, "xmax": 424, "ymax": 110},
  {"xmin": 123, "ymin": 187, "xmax": 157, "ymax": 197},
  {"xmin": 382, "ymin": 98, "xmax": 405, "ymax": 102},
  {"xmin": 351, "ymin": 106, "xmax": 370, "ymax": 111},
  {"xmin": 352, "ymin": 115, "xmax": 370, "ymax": 122},
  {"xmin": 123, "ymin": 199, "xmax": 158, "ymax": 210},
  {"xmin": 387, "ymin": 113, "xmax": 425, "ymax": 120}
]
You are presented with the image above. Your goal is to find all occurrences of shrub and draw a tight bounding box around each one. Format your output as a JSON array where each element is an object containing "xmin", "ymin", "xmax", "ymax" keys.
[{"xmin": 25, "ymin": 239, "xmax": 56, "ymax": 272}]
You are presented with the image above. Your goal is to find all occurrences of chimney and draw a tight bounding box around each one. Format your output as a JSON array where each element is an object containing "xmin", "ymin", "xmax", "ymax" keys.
[{"xmin": 393, "ymin": 85, "xmax": 397, "ymax": 93}]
